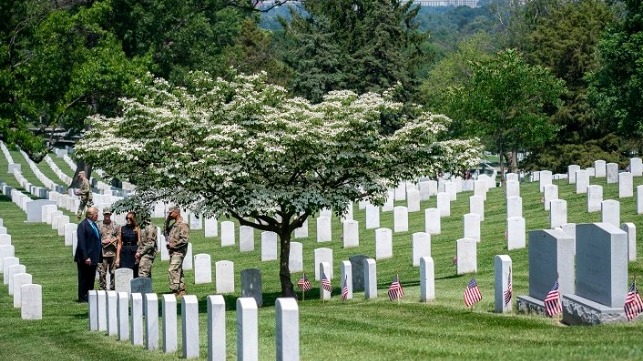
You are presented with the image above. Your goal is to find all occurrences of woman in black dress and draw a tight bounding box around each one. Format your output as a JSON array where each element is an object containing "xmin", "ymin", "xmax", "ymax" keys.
[{"xmin": 115, "ymin": 212, "xmax": 140, "ymax": 277}]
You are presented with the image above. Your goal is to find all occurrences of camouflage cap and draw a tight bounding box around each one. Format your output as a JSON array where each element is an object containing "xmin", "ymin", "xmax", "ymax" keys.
[
  {"xmin": 102, "ymin": 206, "xmax": 112, "ymax": 214},
  {"xmin": 168, "ymin": 205, "xmax": 181, "ymax": 213}
]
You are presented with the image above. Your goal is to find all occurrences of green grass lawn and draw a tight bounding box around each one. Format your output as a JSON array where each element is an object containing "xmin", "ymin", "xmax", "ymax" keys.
[{"xmin": 0, "ymin": 166, "xmax": 641, "ymax": 360}]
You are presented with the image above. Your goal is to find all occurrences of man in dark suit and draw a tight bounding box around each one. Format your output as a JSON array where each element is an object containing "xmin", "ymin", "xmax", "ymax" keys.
[{"xmin": 75, "ymin": 207, "xmax": 102, "ymax": 302}]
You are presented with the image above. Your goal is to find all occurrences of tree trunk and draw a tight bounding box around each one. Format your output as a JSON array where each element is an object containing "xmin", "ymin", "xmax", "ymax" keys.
[
  {"xmin": 69, "ymin": 160, "xmax": 92, "ymax": 189},
  {"xmin": 278, "ymin": 230, "xmax": 296, "ymax": 298},
  {"xmin": 510, "ymin": 150, "xmax": 518, "ymax": 173}
]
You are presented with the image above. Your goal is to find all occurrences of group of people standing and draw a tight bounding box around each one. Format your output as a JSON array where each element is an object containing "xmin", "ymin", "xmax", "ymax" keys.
[{"xmin": 73, "ymin": 171, "xmax": 190, "ymax": 303}]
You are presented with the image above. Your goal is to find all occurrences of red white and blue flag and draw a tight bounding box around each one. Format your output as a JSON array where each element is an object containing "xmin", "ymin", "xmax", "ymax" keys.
[
  {"xmin": 388, "ymin": 274, "xmax": 404, "ymax": 301},
  {"xmin": 544, "ymin": 281, "xmax": 562, "ymax": 317},
  {"xmin": 297, "ymin": 273, "xmax": 312, "ymax": 292},
  {"xmin": 464, "ymin": 278, "xmax": 482, "ymax": 307},
  {"xmin": 624, "ymin": 281, "xmax": 643, "ymax": 321},
  {"xmin": 321, "ymin": 272, "xmax": 332, "ymax": 293},
  {"xmin": 503, "ymin": 268, "xmax": 512, "ymax": 306},
  {"xmin": 341, "ymin": 275, "xmax": 349, "ymax": 302}
]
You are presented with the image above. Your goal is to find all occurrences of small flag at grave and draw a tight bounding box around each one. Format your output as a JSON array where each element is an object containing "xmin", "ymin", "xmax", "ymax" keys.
[
  {"xmin": 452, "ymin": 256, "xmax": 457, "ymax": 266},
  {"xmin": 464, "ymin": 278, "xmax": 482, "ymax": 307},
  {"xmin": 321, "ymin": 272, "xmax": 332, "ymax": 293},
  {"xmin": 624, "ymin": 281, "xmax": 643, "ymax": 321},
  {"xmin": 503, "ymin": 268, "xmax": 512, "ymax": 306},
  {"xmin": 341, "ymin": 275, "xmax": 349, "ymax": 302},
  {"xmin": 297, "ymin": 273, "xmax": 312, "ymax": 292},
  {"xmin": 388, "ymin": 274, "xmax": 404, "ymax": 301},
  {"xmin": 544, "ymin": 281, "xmax": 562, "ymax": 317}
]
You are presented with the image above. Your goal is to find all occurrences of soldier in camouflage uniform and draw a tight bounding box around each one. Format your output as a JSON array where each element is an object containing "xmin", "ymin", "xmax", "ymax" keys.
[
  {"xmin": 165, "ymin": 206, "xmax": 189, "ymax": 297},
  {"xmin": 98, "ymin": 207, "xmax": 120, "ymax": 290},
  {"xmin": 75, "ymin": 171, "xmax": 93, "ymax": 220},
  {"xmin": 136, "ymin": 213, "xmax": 157, "ymax": 278}
]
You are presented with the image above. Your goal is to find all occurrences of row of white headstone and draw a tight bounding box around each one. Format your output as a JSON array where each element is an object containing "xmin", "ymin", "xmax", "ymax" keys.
[
  {"xmin": 88, "ymin": 291, "xmax": 299, "ymax": 361},
  {"xmin": 0, "ymin": 219, "xmax": 42, "ymax": 320}
]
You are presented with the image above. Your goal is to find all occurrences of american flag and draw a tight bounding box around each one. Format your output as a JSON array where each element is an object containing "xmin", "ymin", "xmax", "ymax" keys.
[
  {"xmin": 624, "ymin": 281, "xmax": 643, "ymax": 321},
  {"xmin": 464, "ymin": 278, "xmax": 482, "ymax": 307},
  {"xmin": 297, "ymin": 273, "xmax": 312, "ymax": 292},
  {"xmin": 341, "ymin": 276, "xmax": 349, "ymax": 302},
  {"xmin": 321, "ymin": 272, "xmax": 332, "ymax": 293},
  {"xmin": 503, "ymin": 268, "xmax": 512, "ymax": 306},
  {"xmin": 388, "ymin": 274, "xmax": 404, "ymax": 301},
  {"xmin": 544, "ymin": 281, "xmax": 562, "ymax": 317}
]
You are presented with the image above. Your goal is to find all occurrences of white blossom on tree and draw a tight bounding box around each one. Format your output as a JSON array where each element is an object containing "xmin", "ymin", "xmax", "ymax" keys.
[{"xmin": 76, "ymin": 70, "xmax": 481, "ymax": 296}]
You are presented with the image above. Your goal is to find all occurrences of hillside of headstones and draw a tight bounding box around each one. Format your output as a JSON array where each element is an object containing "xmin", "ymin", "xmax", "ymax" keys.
[{"xmin": 0, "ymin": 139, "xmax": 641, "ymax": 359}]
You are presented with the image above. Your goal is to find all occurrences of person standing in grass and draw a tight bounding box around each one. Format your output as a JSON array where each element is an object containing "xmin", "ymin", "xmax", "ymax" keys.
[
  {"xmin": 98, "ymin": 207, "xmax": 120, "ymax": 290},
  {"xmin": 136, "ymin": 212, "xmax": 157, "ymax": 278},
  {"xmin": 75, "ymin": 207, "xmax": 101, "ymax": 302},
  {"xmin": 115, "ymin": 211, "xmax": 140, "ymax": 277},
  {"xmin": 74, "ymin": 171, "xmax": 93, "ymax": 220},
  {"xmin": 165, "ymin": 206, "xmax": 189, "ymax": 297}
]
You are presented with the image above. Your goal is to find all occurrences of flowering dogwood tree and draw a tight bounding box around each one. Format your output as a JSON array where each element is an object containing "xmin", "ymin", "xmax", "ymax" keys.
[{"xmin": 76, "ymin": 70, "xmax": 481, "ymax": 297}]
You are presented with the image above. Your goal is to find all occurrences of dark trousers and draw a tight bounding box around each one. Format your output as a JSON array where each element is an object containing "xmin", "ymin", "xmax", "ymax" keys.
[{"xmin": 77, "ymin": 262, "xmax": 97, "ymax": 302}]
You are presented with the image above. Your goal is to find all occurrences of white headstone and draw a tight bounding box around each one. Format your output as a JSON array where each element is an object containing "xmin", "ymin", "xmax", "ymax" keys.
[
  {"xmin": 630, "ymin": 158, "xmax": 642, "ymax": 177},
  {"xmin": 506, "ymin": 196, "xmax": 522, "ymax": 218},
  {"xmin": 216, "ymin": 260, "xmax": 235, "ymax": 294},
  {"xmin": 289, "ymin": 242, "xmax": 303, "ymax": 273},
  {"xmin": 418, "ymin": 181, "xmax": 431, "ymax": 201},
  {"xmin": 144, "ymin": 293, "xmax": 159, "ymax": 350},
  {"xmin": 12, "ymin": 273, "xmax": 31, "ymax": 308},
  {"xmin": 505, "ymin": 180, "xmax": 520, "ymax": 198},
  {"xmin": 407, "ymin": 189, "xmax": 421, "ymax": 212},
  {"xmin": 118, "ymin": 292, "xmax": 129, "ymax": 341},
  {"xmin": 576, "ymin": 170, "xmax": 589, "ymax": 194},
  {"xmin": 601, "ymin": 199, "xmax": 620, "ymax": 227},
  {"xmin": 194, "ymin": 254, "xmax": 213, "ymax": 284},
  {"xmin": 0, "ymin": 244, "xmax": 14, "ymax": 270},
  {"xmin": 436, "ymin": 192, "xmax": 450, "ymax": 217},
  {"xmin": 507, "ymin": 217, "xmax": 526, "ymax": 250},
  {"xmin": 189, "ymin": 213, "xmax": 203, "ymax": 230},
  {"xmin": 20, "ymin": 284, "xmax": 42, "ymax": 320},
  {"xmin": 568, "ymin": 165, "xmax": 580, "ymax": 184},
  {"xmin": 97, "ymin": 290, "xmax": 107, "ymax": 331},
  {"xmin": 539, "ymin": 170, "xmax": 552, "ymax": 192},
  {"xmin": 494, "ymin": 255, "xmax": 512, "ymax": 313},
  {"xmin": 394, "ymin": 182, "xmax": 406, "ymax": 201},
  {"xmin": 275, "ymin": 297, "xmax": 299, "ymax": 361},
  {"xmin": 621, "ymin": 223, "xmax": 636, "ymax": 262},
  {"xmin": 130, "ymin": 293, "xmax": 143, "ymax": 345},
  {"xmin": 239, "ymin": 226, "xmax": 255, "ymax": 252},
  {"xmin": 456, "ymin": 238, "xmax": 477, "ymax": 275},
  {"xmin": 162, "ymin": 294, "xmax": 177, "ymax": 353},
  {"xmin": 207, "ymin": 295, "xmax": 225, "ymax": 361},
  {"xmin": 236, "ymin": 297, "xmax": 258, "ymax": 361},
  {"xmin": 619, "ymin": 172, "xmax": 633, "ymax": 198},
  {"xmin": 316, "ymin": 216, "xmax": 332, "ymax": 242},
  {"xmin": 365, "ymin": 205, "xmax": 380, "ymax": 229},
  {"xmin": 375, "ymin": 228, "xmax": 393, "ymax": 260},
  {"xmin": 2, "ymin": 256, "xmax": 19, "ymax": 284},
  {"xmin": 587, "ymin": 185, "xmax": 603, "ymax": 212},
  {"xmin": 445, "ymin": 182, "xmax": 457, "ymax": 201},
  {"xmin": 64, "ymin": 223, "xmax": 77, "ymax": 246},
  {"xmin": 314, "ymin": 248, "xmax": 333, "ymax": 280},
  {"xmin": 382, "ymin": 190, "xmax": 395, "ymax": 212},
  {"xmin": 594, "ymin": 160, "xmax": 606, "ymax": 177},
  {"xmin": 261, "ymin": 231, "xmax": 278, "ymax": 261},
  {"xmin": 182, "ymin": 295, "xmax": 200, "ymax": 359},
  {"xmin": 419, "ymin": 256, "xmax": 435, "ymax": 302},
  {"xmin": 340, "ymin": 261, "xmax": 352, "ymax": 300},
  {"xmin": 89, "ymin": 290, "xmax": 98, "ymax": 331},
  {"xmin": 543, "ymin": 184, "xmax": 558, "ymax": 211},
  {"xmin": 412, "ymin": 232, "xmax": 431, "ymax": 267},
  {"xmin": 550, "ymin": 199, "xmax": 568, "ymax": 229},
  {"xmin": 294, "ymin": 218, "xmax": 308, "ymax": 239},
  {"xmin": 182, "ymin": 243, "xmax": 193, "ymax": 271},
  {"xmin": 342, "ymin": 220, "xmax": 359, "ymax": 248},
  {"xmin": 474, "ymin": 180, "xmax": 487, "ymax": 201},
  {"xmin": 220, "ymin": 221, "xmax": 235, "ymax": 247},
  {"xmin": 364, "ymin": 258, "xmax": 377, "ymax": 299},
  {"xmin": 606, "ymin": 162, "xmax": 619, "ymax": 183},
  {"xmin": 638, "ymin": 185, "xmax": 643, "ymax": 214},
  {"xmin": 204, "ymin": 217, "xmax": 218, "ymax": 238},
  {"xmin": 464, "ymin": 213, "xmax": 481, "ymax": 242},
  {"xmin": 393, "ymin": 206, "xmax": 408, "ymax": 233},
  {"xmin": 115, "ymin": 268, "xmax": 133, "ymax": 293},
  {"xmin": 7, "ymin": 264, "xmax": 25, "ymax": 295},
  {"xmin": 469, "ymin": 195, "xmax": 485, "ymax": 221},
  {"xmin": 424, "ymin": 208, "xmax": 441, "ymax": 235}
]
